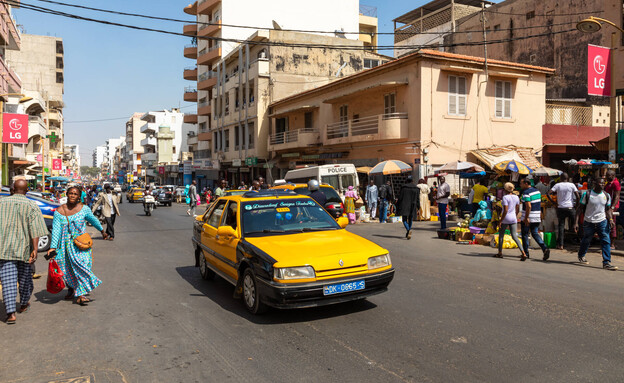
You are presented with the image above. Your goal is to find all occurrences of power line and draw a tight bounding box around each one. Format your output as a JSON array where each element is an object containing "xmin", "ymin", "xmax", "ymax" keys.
[
  {"xmin": 64, "ymin": 105, "xmax": 196, "ymax": 124},
  {"xmin": 486, "ymin": 9, "xmax": 603, "ymax": 17},
  {"xmin": 7, "ymin": 0, "xmax": 581, "ymax": 52},
  {"xmin": 26, "ymin": 0, "xmax": 593, "ymax": 36}
]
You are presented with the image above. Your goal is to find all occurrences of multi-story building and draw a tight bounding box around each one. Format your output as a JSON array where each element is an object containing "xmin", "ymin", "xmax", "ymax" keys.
[
  {"xmin": 392, "ymin": 0, "xmax": 492, "ymax": 58},
  {"xmin": 439, "ymin": 0, "xmax": 623, "ymax": 164},
  {"xmin": 184, "ymin": 28, "xmax": 391, "ymax": 188},
  {"xmin": 92, "ymin": 145, "xmax": 106, "ymax": 168},
  {"xmin": 139, "ymin": 108, "xmax": 192, "ymax": 182},
  {"xmin": 6, "ymin": 34, "xmax": 65, "ymax": 177},
  {"xmin": 0, "ymin": 0, "xmax": 23, "ymax": 184},
  {"xmin": 182, "ymin": 0, "xmax": 384, "ymax": 187},
  {"xmin": 268, "ymin": 49, "xmax": 553, "ymax": 184},
  {"xmin": 63, "ymin": 144, "xmax": 80, "ymax": 177},
  {"xmin": 104, "ymin": 136, "xmax": 125, "ymax": 170},
  {"xmin": 124, "ymin": 112, "xmax": 147, "ymax": 178}
]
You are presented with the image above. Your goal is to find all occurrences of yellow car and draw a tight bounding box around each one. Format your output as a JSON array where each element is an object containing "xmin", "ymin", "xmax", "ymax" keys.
[
  {"xmin": 126, "ymin": 187, "xmax": 144, "ymax": 203},
  {"xmin": 191, "ymin": 189, "xmax": 394, "ymax": 314}
]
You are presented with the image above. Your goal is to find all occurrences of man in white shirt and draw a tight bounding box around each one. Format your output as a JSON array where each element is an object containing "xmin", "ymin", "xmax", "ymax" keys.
[
  {"xmin": 436, "ymin": 176, "xmax": 451, "ymax": 229},
  {"xmin": 547, "ymin": 173, "xmax": 580, "ymax": 250},
  {"xmin": 92, "ymin": 184, "xmax": 121, "ymax": 240},
  {"xmin": 574, "ymin": 177, "xmax": 618, "ymax": 270}
]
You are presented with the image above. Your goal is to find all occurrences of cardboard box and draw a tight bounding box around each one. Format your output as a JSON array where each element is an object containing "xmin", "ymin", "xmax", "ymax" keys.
[
  {"xmin": 430, "ymin": 206, "xmax": 439, "ymax": 215},
  {"xmin": 458, "ymin": 231, "xmax": 473, "ymax": 241}
]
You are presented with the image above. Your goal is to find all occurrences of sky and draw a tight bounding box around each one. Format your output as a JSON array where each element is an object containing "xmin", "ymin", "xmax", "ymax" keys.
[{"xmin": 12, "ymin": 0, "xmax": 452, "ymax": 166}]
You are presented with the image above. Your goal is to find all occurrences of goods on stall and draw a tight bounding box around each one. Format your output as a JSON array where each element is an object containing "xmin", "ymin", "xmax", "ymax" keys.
[{"xmin": 493, "ymin": 235, "xmax": 523, "ymax": 249}]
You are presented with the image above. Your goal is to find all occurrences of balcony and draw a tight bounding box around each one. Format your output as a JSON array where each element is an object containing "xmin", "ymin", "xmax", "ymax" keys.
[
  {"xmin": 187, "ymin": 135, "xmax": 198, "ymax": 145},
  {"xmin": 183, "ymin": 67, "xmax": 198, "ymax": 81},
  {"xmin": 184, "ymin": 114, "xmax": 198, "ymax": 124},
  {"xmin": 198, "ymin": 45, "xmax": 221, "ymax": 65},
  {"xmin": 183, "ymin": 23, "xmax": 196, "ymax": 36},
  {"xmin": 184, "ymin": 44, "xmax": 198, "ymax": 59},
  {"xmin": 198, "ymin": 101, "xmax": 211, "ymax": 116},
  {"xmin": 0, "ymin": 5, "xmax": 20, "ymax": 50},
  {"xmin": 28, "ymin": 116, "xmax": 46, "ymax": 139},
  {"xmin": 0, "ymin": 57, "xmax": 21, "ymax": 94},
  {"xmin": 140, "ymin": 123, "xmax": 157, "ymax": 135},
  {"xmin": 545, "ymin": 104, "xmax": 593, "ymax": 126},
  {"xmin": 268, "ymin": 129, "xmax": 320, "ymax": 152},
  {"xmin": 325, "ymin": 113, "xmax": 408, "ymax": 145},
  {"xmin": 183, "ymin": 87, "xmax": 198, "ymax": 102},
  {"xmin": 197, "ymin": 0, "xmax": 220, "ymax": 15},
  {"xmin": 193, "ymin": 149, "xmax": 212, "ymax": 159},
  {"xmin": 198, "ymin": 132, "xmax": 212, "ymax": 141},
  {"xmin": 142, "ymin": 152, "xmax": 157, "ymax": 162},
  {"xmin": 198, "ymin": 70, "xmax": 217, "ymax": 90},
  {"xmin": 140, "ymin": 136, "xmax": 157, "ymax": 148},
  {"xmin": 198, "ymin": 20, "xmax": 221, "ymax": 37},
  {"xmin": 249, "ymin": 58, "xmax": 270, "ymax": 78},
  {"xmin": 183, "ymin": 1, "xmax": 197, "ymax": 15}
]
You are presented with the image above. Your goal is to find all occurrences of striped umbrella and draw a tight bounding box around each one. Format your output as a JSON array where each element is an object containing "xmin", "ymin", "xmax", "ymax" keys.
[
  {"xmin": 494, "ymin": 160, "xmax": 533, "ymax": 175},
  {"xmin": 369, "ymin": 160, "xmax": 412, "ymax": 175}
]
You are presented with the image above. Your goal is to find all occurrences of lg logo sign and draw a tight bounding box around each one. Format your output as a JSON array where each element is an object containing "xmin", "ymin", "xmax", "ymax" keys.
[
  {"xmin": 1, "ymin": 113, "xmax": 28, "ymax": 144},
  {"xmin": 594, "ymin": 55, "xmax": 606, "ymax": 89},
  {"xmin": 8, "ymin": 118, "xmax": 22, "ymax": 140}
]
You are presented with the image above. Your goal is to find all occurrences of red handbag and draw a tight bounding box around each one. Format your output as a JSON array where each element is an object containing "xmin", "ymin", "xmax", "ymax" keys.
[{"xmin": 46, "ymin": 259, "xmax": 65, "ymax": 294}]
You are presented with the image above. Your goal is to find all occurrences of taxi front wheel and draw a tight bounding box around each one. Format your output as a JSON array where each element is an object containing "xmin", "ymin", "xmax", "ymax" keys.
[{"xmin": 242, "ymin": 268, "xmax": 268, "ymax": 314}]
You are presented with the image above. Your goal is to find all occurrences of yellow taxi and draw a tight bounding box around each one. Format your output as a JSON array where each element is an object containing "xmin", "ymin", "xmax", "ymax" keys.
[
  {"xmin": 191, "ymin": 189, "xmax": 394, "ymax": 314},
  {"xmin": 126, "ymin": 187, "xmax": 144, "ymax": 203}
]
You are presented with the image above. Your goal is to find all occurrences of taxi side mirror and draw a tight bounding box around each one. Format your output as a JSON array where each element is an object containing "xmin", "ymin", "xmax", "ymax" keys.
[
  {"xmin": 337, "ymin": 216, "xmax": 349, "ymax": 229},
  {"xmin": 217, "ymin": 225, "xmax": 238, "ymax": 238}
]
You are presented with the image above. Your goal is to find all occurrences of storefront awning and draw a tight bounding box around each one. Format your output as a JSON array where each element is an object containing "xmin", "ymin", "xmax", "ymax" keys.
[{"xmin": 469, "ymin": 146, "xmax": 542, "ymax": 170}]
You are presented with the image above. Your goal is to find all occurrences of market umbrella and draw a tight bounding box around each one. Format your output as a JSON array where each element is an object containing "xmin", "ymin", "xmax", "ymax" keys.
[
  {"xmin": 369, "ymin": 160, "xmax": 412, "ymax": 175},
  {"xmin": 494, "ymin": 160, "xmax": 532, "ymax": 175},
  {"xmin": 531, "ymin": 166, "xmax": 562, "ymax": 177},
  {"xmin": 356, "ymin": 166, "xmax": 372, "ymax": 174},
  {"xmin": 438, "ymin": 160, "xmax": 484, "ymax": 173}
]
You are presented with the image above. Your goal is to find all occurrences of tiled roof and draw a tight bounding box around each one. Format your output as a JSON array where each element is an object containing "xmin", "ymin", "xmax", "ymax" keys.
[{"xmin": 418, "ymin": 49, "xmax": 555, "ymax": 73}]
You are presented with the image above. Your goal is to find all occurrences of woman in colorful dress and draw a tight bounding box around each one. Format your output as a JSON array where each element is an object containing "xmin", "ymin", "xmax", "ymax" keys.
[
  {"xmin": 48, "ymin": 186, "xmax": 108, "ymax": 305},
  {"xmin": 344, "ymin": 186, "xmax": 358, "ymax": 224}
]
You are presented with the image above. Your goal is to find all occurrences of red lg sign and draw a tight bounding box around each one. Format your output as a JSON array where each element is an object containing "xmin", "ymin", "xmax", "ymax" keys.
[
  {"xmin": 588, "ymin": 44, "xmax": 611, "ymax": 97},
  {"xmin": 52, "ymin": 158, "xmax": 62, "ymax": 171},
  {"xmin": 2, "ymin": 113, "xmax": 29, "ymax": 143}
]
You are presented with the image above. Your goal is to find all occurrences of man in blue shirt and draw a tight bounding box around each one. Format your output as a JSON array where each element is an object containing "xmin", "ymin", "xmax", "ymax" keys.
[
  {"xmin": 365, "ymin": 180, "xmax": 378, "ymax": 220},
  {"xmin": 520, "ymin": 178, "xmax": 550, "ymax": 260}
]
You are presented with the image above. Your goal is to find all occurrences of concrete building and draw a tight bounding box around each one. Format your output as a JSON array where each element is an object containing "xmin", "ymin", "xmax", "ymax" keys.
[
  {"xmin": 140, "ymin": 109, "xmax": 189, "ymax": 182},
  {"xmin": 393, "ymin": 0, "xmax": 491, "ymax": 58},
  {"xmin": 63, "ymin": 144, "xmax": 80, "ymax": 177},
  {"xmin": 104, "ymin": 136, "xmax": 125, "ymax": 170},
  {"xmin": 0, "ymin": 0, "xmax": 23, "ymax": 185},
  {"xmin": 123, "ymin": 112, "xmax": 147, "ymax": 178},
  {"xmin": 267, "ymin": 49, "xmax": 553, "ymax": 183},
  {"xmin": 183, "ymin": 28, "xmax": 391, "ymax": 188},
  {"xmin": 182, "ymin": 0, "xmax": 383, "ymax": 187},
  {"xmin": 6, "ymin": 34, "xmax": 65, "ymax": 178},
  {"xmin": 92, "ymin": 145, "xmax": 106, "ymax": 168}
]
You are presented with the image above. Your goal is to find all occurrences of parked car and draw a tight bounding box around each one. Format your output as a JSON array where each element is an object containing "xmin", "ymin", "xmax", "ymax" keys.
[
  {"xmin": 271, "ymin": 183, "xmax": 345, "ymax": 219},
  {"xmin": 191, "ymin": 189, "xmax": 394, "ymax": 314}
]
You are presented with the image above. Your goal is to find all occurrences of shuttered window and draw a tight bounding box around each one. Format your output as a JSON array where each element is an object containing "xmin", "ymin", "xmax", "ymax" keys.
[
  {"xmin": 384, "ymin": 93, "xmax": 396, "ymax": 116},
  {"xmin": 495, "ymin": 80, "xmax": 512, "ymax": 118},
  {"xmin": 448, "ymin": 76, "xmax": 467, "ymax": 116}
]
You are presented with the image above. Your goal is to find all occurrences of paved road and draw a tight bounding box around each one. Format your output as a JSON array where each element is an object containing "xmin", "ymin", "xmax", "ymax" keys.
[{"xmin": 1, "ymin": 202, "xmax": 623, "ymax": 383}]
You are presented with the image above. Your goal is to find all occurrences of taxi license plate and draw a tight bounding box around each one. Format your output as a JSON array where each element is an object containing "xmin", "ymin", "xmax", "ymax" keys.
[{"xmin": 323, "ymin": 280, "xmax": 365, "ymax": 296}]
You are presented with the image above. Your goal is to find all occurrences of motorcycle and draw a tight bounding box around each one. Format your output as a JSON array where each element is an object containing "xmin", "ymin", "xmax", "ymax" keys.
[{"xmin": 143, "ymin": 194, "xmax": 156, "ymax": 216}]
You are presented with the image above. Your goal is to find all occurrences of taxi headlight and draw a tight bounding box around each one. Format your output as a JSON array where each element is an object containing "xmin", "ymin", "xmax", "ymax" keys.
[
  {"xmin": 368, "ymin": 254, "xmax": 391, "ymax": 270},
  {"xmin": 274, "ymin": 266, "xmax": 315, "ymax": 280}
]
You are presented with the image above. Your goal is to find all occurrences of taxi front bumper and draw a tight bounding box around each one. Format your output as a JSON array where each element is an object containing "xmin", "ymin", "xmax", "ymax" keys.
[{"xmin": 256, "ymin": 268, "xmax": 395, "ymax": 309}]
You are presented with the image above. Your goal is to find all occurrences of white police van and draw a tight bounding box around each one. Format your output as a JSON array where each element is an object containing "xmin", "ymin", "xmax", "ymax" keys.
[{"xmin": 284, "ymin": 164, "xmax": 359, "ymax": 192}]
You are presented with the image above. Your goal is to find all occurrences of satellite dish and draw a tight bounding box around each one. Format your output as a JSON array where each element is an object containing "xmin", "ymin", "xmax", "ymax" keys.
[{"xmin": 272, "ymin": 20, "xmax": 282, "ymax": 30}]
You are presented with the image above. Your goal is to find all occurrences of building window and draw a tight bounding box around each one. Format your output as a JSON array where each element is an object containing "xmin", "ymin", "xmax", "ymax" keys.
[
  {"xmin": 248, "ymin": 122, "xmax": 255, "ymax": 149},
  {"xmin": 304, "ymin": 112, "xmax": 313, "ymax": 130},
  {"xmin": 56, "ymin": 57, "xmax": 63, "ymax": 69},
  {"xmin": 494, "ymin": 24, "xmax": 500, "ymax": 31},
  {"xmin": 249, "ymin": 80, "xmax": 255, "ymax": 104},
  {"xmin": 339, "ymin": 105, "xmax": 348, "ymax": 125},
  {"xmin": 495, "ymin": 80, "xmax": 512, "ymax": 119},
  {"xmin": 526, "ymin": 11, "xmax": 535, "ymax": 20},
  {"xmin": 384, "ymin": 93, "xmax": 396, "ymax": 116},
  {"xmin": 225, "ymin": 94, "xmax": 230, "ymax": 115},
  {"xmin": 224, "ymin": 129, "xmax": 230, "ymax": 152},
  {"xmin": 235, "ymin": 126, "xmax": 240, "ymax": 149},
  {"xmin": 235, "ymin": 87, "xmax": 240, "ymax": 110},
  {"xmin": 364, "ymin": 59, "xmax": 380, "ymax": 69},
  {"xmin": 213, "ymin": 132, "xmax": 218, "ymax": 152},
  {"xmin": 56, "ymin": 72, "xmax": 64, "ymax": 84},
  {"xmin": 448, "ymin": 75, "xmax": 467, "ymax": 116}
]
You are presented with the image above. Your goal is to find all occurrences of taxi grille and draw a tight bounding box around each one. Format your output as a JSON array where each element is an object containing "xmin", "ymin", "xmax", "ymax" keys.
[{"xmin": 316, "ymin": 264, "xmax": 368, "ymax": 279}]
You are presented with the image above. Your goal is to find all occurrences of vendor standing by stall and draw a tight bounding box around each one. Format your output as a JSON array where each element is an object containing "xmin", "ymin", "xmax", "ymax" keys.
[
  {"xmin": 436, "ymin": 176, "xmax": 450, "ymax": 230},
  {"xmin": 471, "ymin": 179, "xmax": 489, "ymax": 213}
]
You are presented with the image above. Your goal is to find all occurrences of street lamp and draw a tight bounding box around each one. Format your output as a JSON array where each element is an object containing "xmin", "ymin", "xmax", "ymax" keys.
[
  {"xmin": 0, "ymin": 93, "xmax": 33, "ymax": 186},
  {"xmin": 577, "ymin": 16, "xmax": 624, "ymax": 162}
]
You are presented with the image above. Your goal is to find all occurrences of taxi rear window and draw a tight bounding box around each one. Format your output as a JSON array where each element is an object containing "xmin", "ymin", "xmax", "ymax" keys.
[{"xmin": 293, "ymin": 187, "xmax": 342, "ymax": 203}]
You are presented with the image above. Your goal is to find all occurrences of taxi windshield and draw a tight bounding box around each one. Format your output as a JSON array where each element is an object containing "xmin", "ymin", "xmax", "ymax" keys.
[{"xmin": 242, "ymin": 198, "xmax": 340, "ymax": 236}]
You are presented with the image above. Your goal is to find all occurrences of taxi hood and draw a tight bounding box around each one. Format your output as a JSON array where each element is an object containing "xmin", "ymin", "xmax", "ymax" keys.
[{"xmin": 244, "ymin": 229, "xmax": 387, "ymax": 270}]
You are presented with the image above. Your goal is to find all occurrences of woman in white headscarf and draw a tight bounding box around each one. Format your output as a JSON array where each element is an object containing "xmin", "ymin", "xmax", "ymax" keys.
[{"xmin": 416, "ymin": 179, "xmax": 431, "ymax": 221}]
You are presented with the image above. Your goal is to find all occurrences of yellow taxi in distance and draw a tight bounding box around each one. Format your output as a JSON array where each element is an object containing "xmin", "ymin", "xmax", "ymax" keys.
[
  {"xmin": 126, "ymin": 188, "xmax": 144, "ymax": 203},
  {"xmin": 192, "ymin": 189, "xmax": 394, "ymax": 314}
]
